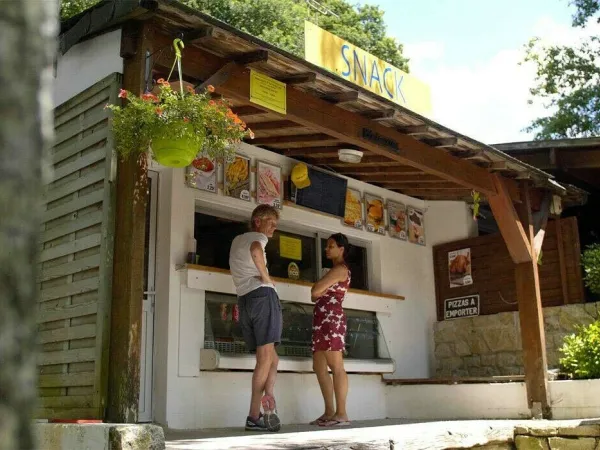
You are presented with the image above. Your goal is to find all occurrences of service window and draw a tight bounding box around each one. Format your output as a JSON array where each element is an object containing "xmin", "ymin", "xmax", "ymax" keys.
[
  {"xmin": 320, "ymin": 238, "xmax": 369, "ymax": 291},
  {"xmin": 264, "ymin": 230, "xmax": 318, "ymax": 283}
]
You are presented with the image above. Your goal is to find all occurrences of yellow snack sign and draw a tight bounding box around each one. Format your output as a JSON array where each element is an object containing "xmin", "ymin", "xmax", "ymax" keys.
[
  {"xmin": 280, "ymin": 235, "xmax": 302, "ymax": 261},
  {"xmin": 304, "ymin": 21, "xmax": 431, "ymax": 117},
  {"xmin": 249, "ymin": 69, "xmax": 287, "ymax": 115}
]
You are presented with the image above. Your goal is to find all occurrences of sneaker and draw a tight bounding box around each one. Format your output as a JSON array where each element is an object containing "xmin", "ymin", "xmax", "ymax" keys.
[
  {"xmin": 261, "ymin": 395, "xmax": 281, "ymax": 432},
  {"xmin": 245, "ymin": 414, "xmax": 267, "ymax": 432}
]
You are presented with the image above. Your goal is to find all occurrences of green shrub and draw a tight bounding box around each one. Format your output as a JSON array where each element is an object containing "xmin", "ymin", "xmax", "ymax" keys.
[
  {"xmin": 582, "ymin": 243, "xmax": 600, "ymax": 295},
  {"xmin": 559, "ymin": 320, "xmax": 600, "ymax": 379}
]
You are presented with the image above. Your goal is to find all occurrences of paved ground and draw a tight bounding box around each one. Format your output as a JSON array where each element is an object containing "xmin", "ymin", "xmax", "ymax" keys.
[{"xmin": 165, "ymin": 418, "xmax": 540, "ymax": 449}]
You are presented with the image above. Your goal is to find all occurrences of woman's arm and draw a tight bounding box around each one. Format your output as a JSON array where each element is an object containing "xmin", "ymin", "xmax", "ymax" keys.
[{"xmin": 311, "ymin": 265, "xmax": 347, "ymax": 301}]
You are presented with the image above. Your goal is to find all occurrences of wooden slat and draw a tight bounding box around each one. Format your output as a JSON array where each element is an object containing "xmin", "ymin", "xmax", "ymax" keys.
[
  {"xmin": 251, "ymin": 133, "xmax": 333, "ymax": 145},
  {"xmin": 37, "ymin": 303, "xmax": 98, "ymax": 324},
  {"xmin": 35, "ymin": 408, "xmax": 99, "ymax": 420},
  {"xmin": 41, "ymin": 211, "xmax": 103, "ymax": 244},
  {"xmin": 38, "ymin": 324, "xmax": 97, "ymax": 344},
  {"xmin": 44, "ymin": 167, "xmax": 105, "ymax": 204},
  {"xmin": 152, "ymin": 36, "xmax": 519, "ymax": 200},
  {"xmin": 54, "ymin": 109, "xmax": 108, "ymax": 146},
  {"xmin": 276, "ymin": 72, "xmax": 317, "ymax": 85},
  {"xmin": 55, "ymin": 88, "xmax": 112, "ymax": 128},
  {"xmin": 357, "ymin": 174, "xmax": 442, "ymax": 183},
  {"xmin": 554, "ymin": 219, "xmax": 569, "ymax": 305},
  {"xmin": 51, "ymin": 129, "xmax": 108, "ymax": 165},
  {"xmin": 43, "ymin": 189, "xmax": 104, "ymax": 223},
  {"xmin": 39, "ymin": 254, "xmax": 101, "ymax": 282},
  {"xmin": 38, "ymin": 372, "xmax": 95, "ymax": 388},
  {"xmin": 54, "ymin": 73, "xmax": 119, "ymax": 123},
  {"xmin": 283, "ymin": 146, "xmax": 343, "ymax": 158},
  {"xmin": 396, "ymin": 125, "xmax": 430, "ymax": 135},
  {"xmin": 337, "ymin": 166, "xmax": 425, "ymax": 176},
  {"xmin": 38, "ymin": 348, "xmax": 96, "ymax": 366},
  {"xmin": 40, "ymin": 278, "xmax": 100, "ymax": 302},
  {"xmin": 386, "ymin": 184, "xmax": 465, "ymax": 191},
  {"xmin": 231, "ymin": 105, "xmax": 267, "ymax": 117},
  {"xmin": 51, "ymin": 147, "xmax": 106, "ymax": 183},
  {"xmin": 39, "ymin": 234, "xmax": 101, "ymax": 263},
  {"xmin": 322, "ymin": 90, "xmax": 359, "ymax": 105},
  {"xmin": 39, "ymin": 395, "xmax": 94, "ymax": 408}
]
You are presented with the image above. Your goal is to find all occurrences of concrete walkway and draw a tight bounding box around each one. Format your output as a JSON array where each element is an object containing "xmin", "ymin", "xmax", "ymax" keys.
[{"xmin": 165, "ymin": 418, "xmax": 539, "ymax": 449}]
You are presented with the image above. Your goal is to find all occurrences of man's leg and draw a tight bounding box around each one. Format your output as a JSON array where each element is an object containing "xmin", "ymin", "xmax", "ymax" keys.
[
  {"xmin": 264, "ymin": 346, "xmax": 279, "ymax": 399},
  {"xmin": 249, "ymin": 343, "xmax": 274, "ymax": 419}
]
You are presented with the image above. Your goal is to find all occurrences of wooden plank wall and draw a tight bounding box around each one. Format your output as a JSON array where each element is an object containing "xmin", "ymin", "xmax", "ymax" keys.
[
  {"xmin": 37, "ymin": 74, "xmax": 120, "ymax": 419},
  {"xmin": 433, "ymin": 217, "xmax": 584, "ymax": 320}
]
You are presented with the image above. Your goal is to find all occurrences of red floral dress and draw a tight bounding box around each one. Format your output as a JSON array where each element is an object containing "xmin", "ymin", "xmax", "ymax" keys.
[{"xmin": 312, "ymin": 266, "xmax": 351, "ymax": 352}]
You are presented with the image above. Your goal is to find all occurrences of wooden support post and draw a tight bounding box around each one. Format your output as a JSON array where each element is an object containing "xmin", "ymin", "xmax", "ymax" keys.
[
  {"xmin": 489, "ymin": 177, "xmax": 551, "ymax": 418},
  {"xmin": 107, "ymin": 22, "xmax": 150, "ymax": 423}
]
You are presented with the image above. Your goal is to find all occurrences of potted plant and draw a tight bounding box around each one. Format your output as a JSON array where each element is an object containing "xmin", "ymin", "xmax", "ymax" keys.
[{"xmin": 106, "ymin": 40, "xmax": 253, "ymax": 167}]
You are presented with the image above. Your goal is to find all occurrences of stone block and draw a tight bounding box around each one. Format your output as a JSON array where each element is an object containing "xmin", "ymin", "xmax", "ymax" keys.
[
  {"xmin": 109, "ymin": 425, "xmax": 165, "ymax": 450},
  {"xmin": 483, "ymin": 328, "xmax": 519, "ymax": 353},
  {"xmin": 482, "ymin": 354, "xmax": 496, "ymax": 367},
  {"xmin": 559, "ymin": 306, "xmax": 596, "ymax": 332},
  {"xmin": 497, "ymin": 352, "xmax": 518, "ymax": 367},
  {"xmin": 472, "ymin": 444, "xmax": 515, "ymax": 450},
  {"xmin": 515, "ymin": 425, "xmax": 558, "ymax": 437},
  {"xmin": 435, "ymin": 343, "xmax": 456, "ymax": 359},
  {"xmin": 465, "ymin": 355, "xmax": 481, "ymax": 367},
  {"xmin": 548, "ymin": 437, "xmax": 597, "ymax": 450},
  {"xmin": 456, "ymin": 340, "xmax": 472, "ymax": 356},
  {"xmin": 441, "ymin": 356, "xmax": 464, "ymax": 371},
  {"xmin": 557, "ymin": 424, "xmax": 600, "ymax": 437},
  {"xmin": 584, "ymin": 302, "xmax": 599, "ymax": 320},
  {"xmin": 472, "ymin": 337, "xmax": 491, "ymax": 354},
  {"xmin": 515, "ymin": 435, "xmax": 550, "ymax": 450},
  {"xmin": 544, "ymin": 314, "xmax": 562, "ymax": 332}
]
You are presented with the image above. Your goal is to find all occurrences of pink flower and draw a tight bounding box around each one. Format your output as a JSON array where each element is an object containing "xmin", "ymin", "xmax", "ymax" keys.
[
  {"xmin": 207, "ymin": 85, "xmax": 215, "ymax": 93},
  {"xmin": 142, "ymin": 93, "xmax": 158, "ymax": 102},
  {"xmin": 118, "ymin": 89, "xmax": 128, "ymax": 99}
]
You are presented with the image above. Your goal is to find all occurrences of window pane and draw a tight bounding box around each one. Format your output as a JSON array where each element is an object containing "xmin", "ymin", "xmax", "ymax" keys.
[
  {"xmin": 321, "ymin": 238, "xmax": 369, "ymax": 290},
  {"xmin": 265, "ymin": 231, "xmax": 317, "ymax": 282},
  {"xmin": 194, "ymin": 212, "xmax": 247, "ymax": 270},
  {"xmin": 204, "ymin": 292, "xmax": 383, "ymax": 360}
]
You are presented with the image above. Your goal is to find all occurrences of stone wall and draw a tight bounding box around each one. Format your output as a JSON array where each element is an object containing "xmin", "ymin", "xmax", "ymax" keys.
[{"xmin": 434, "ymin": 302, "xmax": 600, "ymax": 377}]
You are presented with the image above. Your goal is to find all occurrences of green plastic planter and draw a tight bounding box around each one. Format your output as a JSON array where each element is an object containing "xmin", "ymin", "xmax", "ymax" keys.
[{"xmin": 152, "ymin": 134, "xmax": 200, "ymax": 168}]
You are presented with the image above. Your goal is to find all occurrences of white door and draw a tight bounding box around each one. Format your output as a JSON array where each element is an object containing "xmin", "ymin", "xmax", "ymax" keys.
[{"xmin": 139, "ymin": 170, "xmax": 158, "ymax": 422}]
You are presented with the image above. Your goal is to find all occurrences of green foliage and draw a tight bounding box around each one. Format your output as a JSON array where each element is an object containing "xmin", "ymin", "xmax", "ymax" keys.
[
  {"xmin": 523, "ymin": 1, "xmax": 600, "ymax": 139},
  {"xmin": 60, "ymin": 0, "xmax": 408, "ymax": 71},
  {"xmin": 582, "ymin": 243, "xmax": 600, "ymax": 295},
  {"xmin": 106, "ymin": 81, "xmax": 251, "ymax": 161},
  {"xmin": 559, "ymin": 320, "xmax": 600, "ymax": 379}
]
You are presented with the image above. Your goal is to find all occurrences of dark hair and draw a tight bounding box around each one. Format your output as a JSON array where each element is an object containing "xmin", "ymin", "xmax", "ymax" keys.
[{"xmin": 328, "ymin": 233, "xmax": 351, "ymax": 263}]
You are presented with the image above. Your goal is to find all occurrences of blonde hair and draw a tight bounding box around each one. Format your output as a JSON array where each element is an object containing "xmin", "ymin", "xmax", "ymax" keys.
[{"xmin": 250, "ymin": 205, "xmax": 279, "ymax": 230}]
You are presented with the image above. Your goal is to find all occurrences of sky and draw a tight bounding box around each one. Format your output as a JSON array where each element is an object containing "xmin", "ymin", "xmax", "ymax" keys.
[{"xmin": 361, "ymin": 0, "xmax": 596, "ymax": 145}]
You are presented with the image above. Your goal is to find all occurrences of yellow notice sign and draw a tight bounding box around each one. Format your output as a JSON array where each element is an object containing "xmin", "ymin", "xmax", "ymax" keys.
[
  {"xmin": 280, "ymin": 235, "xmax": 302, "ymax": 261},
  {"xmin": 249, "ymin": 70, "xmax": 287, "ymax": 115},
  {"xmin": 304, "ymin": 21, "xmax": 431, "ymax": 117}
]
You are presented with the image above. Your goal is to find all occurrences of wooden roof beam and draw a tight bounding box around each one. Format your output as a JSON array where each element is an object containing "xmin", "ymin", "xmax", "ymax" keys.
[
  {"xmin": 277, "ymin": 72, "xmax": 317, "ymax": 85},
  {"xmin": 369, "ymin": 175, "xmax": 448, "ymax": 184},
  {"xmin": 337, "ymin": 166, "xmax": 425, "ymax": 175},
  {"xmin": 153, "ymin": 34, "xmax": 518, "ymax": 200},
  {"xmin": 283, "ymin": 146, "xmax": 346, "ymax": 158},
  {"xmin": 362, "ymin": 108, "xmax": 396, "ymax": 121},
  {"xmin": 231, "ymin": 105, "xmax": 268, "ymax": 117},
  {"xmin": 423, "ymin": 137, "xmax": 459, "ymax": 148},
  {"xmin": 247, "ymin": 120, "xmax": 303, "ymax": 131},
  {"xmin": 251, "ymin": 133, "xmax": 334, "ymax": 145},
  {"xmin": 322, "ymin": 90, "xmax": 359, "ymax": 105},
  {"xmin": 182, "ymin": 26, "xmax": 214, "ymax": 44},
  {"xmin": 232, "ymin": 49, "xmax": 269, "ymax": 66},
  {"xmin": 397, "ymin": 125, "xmax": 431, "ymax": 135}
]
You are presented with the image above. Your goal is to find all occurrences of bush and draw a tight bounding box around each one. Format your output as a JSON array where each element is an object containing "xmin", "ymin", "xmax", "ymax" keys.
[
  {"xmin": 559, "ymin": 320, "xmax": 600, "ymax": 379},
  {"xmin": 582, "ymin": 243, "xmax": 600, "ymax": 295}
]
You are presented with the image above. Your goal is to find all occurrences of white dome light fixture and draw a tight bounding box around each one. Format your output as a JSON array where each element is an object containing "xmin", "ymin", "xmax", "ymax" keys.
[{"xmin": 338, "ymin": 148, "xmax": 363, "ymax": 163}]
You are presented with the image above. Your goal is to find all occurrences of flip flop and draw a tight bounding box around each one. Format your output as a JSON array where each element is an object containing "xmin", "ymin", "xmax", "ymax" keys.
[
  {"xmin": 261, "ymin": 395, "xmax": 281, "ymax": 432},
  {"xmin": 319, "ymin": 419, "xmax": 351, "ymax": 427},
  {"xmin": 309, "ymin": 415, "xmax": 330, "ymax": 425}
]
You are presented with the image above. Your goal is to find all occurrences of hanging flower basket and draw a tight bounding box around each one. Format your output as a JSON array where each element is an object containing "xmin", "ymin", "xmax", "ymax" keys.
[{"xmin": 106, "ymin": 39, "xmax": 253, "ymax": 167}]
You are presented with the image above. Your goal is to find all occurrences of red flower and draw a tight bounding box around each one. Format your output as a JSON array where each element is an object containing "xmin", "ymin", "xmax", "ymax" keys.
[
  {"xmin": 207, "ymin": 85, "xmax": 215, "ymax": 93},
  {"xmin": 142, "ymin": 93, "xmax": 158, "ymax": 102},
  {"xmin": 209, "ymin": 100, "xmax": 216, "ymax": 106},
  {"xmin": 155, "ymin": 107, "xmax": 163, "ymax": 116},
  {"xmin": 186, "ymin": 85, "xmax": 195, "ymax": 94},
  {"xmin": 118, "ymin": 89, "xmax": 128, "ymax": 99},
  {"xmin": 183, "ymin": 117, "xmax": 190, "ymax": 123}
]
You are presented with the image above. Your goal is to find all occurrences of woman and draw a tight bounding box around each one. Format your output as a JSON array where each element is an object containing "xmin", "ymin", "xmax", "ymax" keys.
[{"xmin": 309, "ymin": 233, "xmax": 351, "ymax": 427}]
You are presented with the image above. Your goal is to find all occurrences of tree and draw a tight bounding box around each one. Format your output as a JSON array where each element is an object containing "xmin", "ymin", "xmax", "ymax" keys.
[
  {"xmin": 60, "ymin": 0, "xmax": 409, "ymax": 72},
  {"xmin": 1, "ymin": 0, "xmax": 58, "ymax": 448},
  {"xmin": 524, "ymin": 1, "xmax": 600, "ymax": 139}
]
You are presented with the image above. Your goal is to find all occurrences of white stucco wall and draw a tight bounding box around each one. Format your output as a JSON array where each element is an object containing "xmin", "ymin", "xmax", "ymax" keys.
[
  {"xmin": 54, "ymin": 30, "xmax": 123, "ymax": 108},
  {"xmin": 151, "ymin": 142, "xmax": 475, "ymax": 429}
]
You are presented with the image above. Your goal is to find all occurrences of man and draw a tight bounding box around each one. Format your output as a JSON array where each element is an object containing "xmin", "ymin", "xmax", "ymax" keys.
[{"xmin": 229, "ymin": 204, "xmax": 282, "ymax": 432}]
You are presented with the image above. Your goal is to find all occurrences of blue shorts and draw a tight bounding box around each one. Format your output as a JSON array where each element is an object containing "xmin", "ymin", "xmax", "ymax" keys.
[{"xmin": 238, "ymin": 287, "xmax": 282, "ymax": 351}]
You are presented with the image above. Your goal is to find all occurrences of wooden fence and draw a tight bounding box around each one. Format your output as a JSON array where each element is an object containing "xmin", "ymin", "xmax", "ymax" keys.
[
  {"xmin": 37, "ymin": 74, "xmax": 120, "ymax": 419},
  {"xmin": 433, "ymin": 217, "xmax": 584, "ymax": 320}
]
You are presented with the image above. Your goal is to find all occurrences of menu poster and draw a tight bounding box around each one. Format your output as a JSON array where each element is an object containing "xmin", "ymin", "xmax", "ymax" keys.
[
  {"xmin": 388, "ymin": 201, "xmax": 407, "ymax": 240},
  {"xmin": 343, "ymin": 188, "xmax": 363, "ymax": 229},
  {"xmin": 365, "ymin": 193, "xmax": 385, "ymax": 235},
  {"xmin": 186, "ymin": 156, "xmax": 217, "ymax": 193},
  {"xmin": 448, "ymin": 248, "xmax": 473, "ymax": 288},
  {"xmin": 408, "ymin": 207, "xmax": 425, "ymax": 245},
  {"xmin": 257, "ymin": 161, "xmax": 282, "ymax": 209},
  {"xmin": 224, "ymin": 154, "xmax": 251, "ymax": 201}
]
